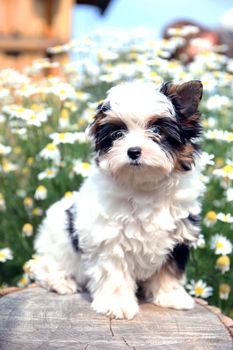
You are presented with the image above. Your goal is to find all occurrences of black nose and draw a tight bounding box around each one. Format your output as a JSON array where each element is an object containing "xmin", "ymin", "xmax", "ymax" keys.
[{"xmin": 127, "ymin": 147, "xmax": 142, "ymax": 160}]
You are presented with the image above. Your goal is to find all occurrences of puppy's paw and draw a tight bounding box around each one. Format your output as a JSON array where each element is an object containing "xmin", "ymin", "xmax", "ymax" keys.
[
  {"xmin": 92, "ymin": 294, "xmax": 139, "ymax": 320},
  {"xmin": 49, "ymin": 277, "xmax": 77, "ymax": 295},
  {"xmin": 153, "ymin": 287, "xmax": 194, "ymax": 310}
]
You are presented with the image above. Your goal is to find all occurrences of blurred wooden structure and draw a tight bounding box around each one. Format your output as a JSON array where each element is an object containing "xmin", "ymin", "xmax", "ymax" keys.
[
  {"xmin": 0, "ymin": 0, "xmax": 74, "ymax": 71},
  {"xmin": 0, "ymin": 0, "xmax": 113, "ymax": 71}
]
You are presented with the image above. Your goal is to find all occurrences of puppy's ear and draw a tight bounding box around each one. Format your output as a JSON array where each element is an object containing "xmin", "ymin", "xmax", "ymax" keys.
[{"xmin": 160, "ymin": 80, "xmax": 203, "ymax": 118}]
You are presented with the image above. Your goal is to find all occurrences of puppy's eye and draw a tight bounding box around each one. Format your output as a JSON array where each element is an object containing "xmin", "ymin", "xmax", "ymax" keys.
[
  {"xmin": 111, "ymin": 130, "xmax": 125, "ymax": 140},
  {"xmin": 150, "ymin": 126, "xmax": 161, "ymax": 135}
]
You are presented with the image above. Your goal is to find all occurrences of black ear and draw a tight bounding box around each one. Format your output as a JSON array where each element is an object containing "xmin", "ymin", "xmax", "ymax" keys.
[{"xmin": 160, "ymin": 80, "xmax": 203, "ymax": 118}]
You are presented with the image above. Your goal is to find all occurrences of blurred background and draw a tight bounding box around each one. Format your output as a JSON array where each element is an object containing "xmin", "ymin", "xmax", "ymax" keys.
[{"xmin": 0, "ymin": 0, "xmax": 233, "ymax": 70}]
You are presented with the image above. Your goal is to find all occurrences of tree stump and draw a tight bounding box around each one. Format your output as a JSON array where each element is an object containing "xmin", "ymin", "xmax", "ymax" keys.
[{"xmin": 0, "ymin": 287, "xmax": 232, "ymax": 350}]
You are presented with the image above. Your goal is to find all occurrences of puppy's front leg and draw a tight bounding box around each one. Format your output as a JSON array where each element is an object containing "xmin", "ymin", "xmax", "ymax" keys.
[
  {"xmin": 88, "ymin": 258, "xmax": 139, "ymax": 319},
  {"xmin": 145, "ymin": 244, "xmax": 194, "ymax": 310}
]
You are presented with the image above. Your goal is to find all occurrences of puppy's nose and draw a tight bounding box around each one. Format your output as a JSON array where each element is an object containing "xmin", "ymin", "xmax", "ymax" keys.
[{"xmin": 127, "ymin": 147, "xmax": 142, "ymax": 160}]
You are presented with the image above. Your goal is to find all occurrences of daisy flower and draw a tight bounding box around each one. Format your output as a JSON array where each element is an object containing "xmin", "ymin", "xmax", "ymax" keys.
[
  {"xmin": 205, "ymin": 95, "xmax": 230, "ymax": 110},
  {"xmin": 216, "ymin": 212, "xmax": 233, "ymax": 223},
  {"xmin": 49, "ymin": 132, "xmax": 78, "ymax": 145},
  {"xmin": 38, "ymin": 167, "xmax": 58, "ymax": 180},
  {"xmin": 34, "ymin": 185, "xmax": 48, "ymax": 200},
  {"xmin": 219, "ymin": 283, "xmax": 231, "ymax": 300},
  {"xmin": 213, "ymin": 165, "xmax": 233, "ymax": 180},
  {"xmin": 59, "ymin": 108, "xmax": 70, "ymax": 129},
  {"xmin": 0, "ymin": 159, "xmax": 18, "ymax": 173},
  {"xmin": 204, "ymin": 210, "xmax": 217, "ymax": 227},
  {"xmin": 73, "ymin": 132, "xmax": 87, "ymax": 143},
  {"xmin": 0, "ymin": 144, "xmax": 11, "ymax": 155},
  {"xmin": 216, "ymin": 255, "xmax": 230, "ymax": 274},
  {"xmin": 204, "ymin": 129, "xmax": 228, "ymax": 142},
  {"xmin": 26, "ymin": 110, "xmax": 48, "ymax": 127},
  {"xmin": 73, "ymin": 160, "xmax": 93, "ymax": 177},
  {"xmin": 3, "ymin": 105, "xmax": 34, "ymax": 120},
  {"xmin": 225, "ymin": 188, "xmax": 233, "ymax": 202},
  {"xmin": 23, "ymin": 196, "xmax": 34, "ymax": 209},
  {"xmin": 22, "ymin": 223, "xmax": 34, "ymax": 237},
  {"xmin": 49, "ymin": 83, "xmax": 76, "ymax": 101},
  {"xmin": 17, "ymin": 273, "xmax": 30, "ymax": 288},
  {"xmin": 0, "ymin": 248, "xmax": 13, "ymax": 263},
  {"xmin": 39, "ymin": 143, "xmax": 61, "ymax": 164},
  {"xmin": 210, "ymin": 234, "xmax": 233, "ymax": 255},
  {"xmin": 192, "ymin": 233, "xmax": 206, "ymax": 249},
  {"xmin": 186, "ymin": 279, "xmax": 213, "ymax": 298},
  {"xmin": 199, "ymin": 152, "xmax": 215, "ymax": 169},
  {"xmin": 31, "ymin": 207, "xmax": 43, "ymax": 216},
  {"xmin": 64, "ymin": 191, "xmax": 75, "ymax": 198},
  {"xmin": 76, "ymin": 91, "xmax": 91, "ymax": 101}
]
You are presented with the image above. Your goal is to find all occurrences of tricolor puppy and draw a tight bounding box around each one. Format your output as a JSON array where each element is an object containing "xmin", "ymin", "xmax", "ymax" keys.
[{"xmin": 31, "ymin": 80, "xmax": 205, "ymax": 320}]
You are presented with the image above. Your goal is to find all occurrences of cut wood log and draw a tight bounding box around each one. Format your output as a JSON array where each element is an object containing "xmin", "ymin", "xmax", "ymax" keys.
[{"xmin": 0, "ymin": 287, "xmax": 232, "ymax": 350}]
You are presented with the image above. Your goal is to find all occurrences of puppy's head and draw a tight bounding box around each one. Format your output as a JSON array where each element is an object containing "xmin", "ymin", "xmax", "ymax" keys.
[{"xmin": 87, "ymin": 81, "xmax": 202, "ymax": 185}]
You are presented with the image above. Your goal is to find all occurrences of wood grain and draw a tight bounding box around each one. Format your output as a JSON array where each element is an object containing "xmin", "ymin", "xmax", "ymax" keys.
[{"xmin": 0, "ymin": 287, "xmax": 232, "ymax": 350}]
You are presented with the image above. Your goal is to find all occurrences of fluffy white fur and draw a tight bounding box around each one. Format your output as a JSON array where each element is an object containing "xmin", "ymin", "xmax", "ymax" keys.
[{"xmin": 30, "ymin": 81, "xmax": 205, "ymax": 320}]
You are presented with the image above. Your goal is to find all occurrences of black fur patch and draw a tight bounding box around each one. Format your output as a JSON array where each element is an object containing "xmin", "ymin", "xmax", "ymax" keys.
[
  {"xmin": 95, "ymin": 122, "xmax": 128, "ymax": 154},
  {"xmin": 65, "ymin": 204, "xmax": 82, "ymax": 253},
  {"xmin": 101, "ymin": 101, "xmax": 111, "ymax": 112},
  {"xmin": 151, "ymin": 117, "xmax": 184, "ymax": 149},
  {"xmin": 96, "ymin": 101, "xmax": 111, "ymax": 113},
  {"xmin": 170, "ymin": 243, "xmax": 190, "ymax": 272},
  {"xmin": 188, "ymin": 214, "xmax": 201, "ymax": 226}
]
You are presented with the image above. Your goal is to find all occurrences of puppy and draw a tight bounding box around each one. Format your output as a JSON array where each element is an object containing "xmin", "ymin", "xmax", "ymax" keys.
[{"xmin": 29, "ymin": 80, "xmax": 205, "ymax": 320}]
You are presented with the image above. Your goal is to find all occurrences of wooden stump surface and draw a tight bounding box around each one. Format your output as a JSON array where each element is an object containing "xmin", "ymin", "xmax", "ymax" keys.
[{"xmin": 0, "ymin": 287, "xmax": 232, "ymax": 350}]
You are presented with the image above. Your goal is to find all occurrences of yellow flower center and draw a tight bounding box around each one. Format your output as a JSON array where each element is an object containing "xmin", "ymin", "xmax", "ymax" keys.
[
  {"xmin": 206, "ymin": 211, "xmax": 217, "ymax": 221},
  {"xmin": 0, "ymin": 252, "xmax": 6, "ymax": 260},
  {"xmin": 24, "ymin": 197, "xmax": 33, "ymax": 206},
  {"xmin": 202, "ymin": 119, "xmax": 209, "ymax": 128},
  {"xmin": 77, "ymin": 119, "xmax": 86, "ymax": 128},
  {"xmin": 216, "ymin": 158, "xmax": 224, "ymax": 167},
  {"xmin": 16, "ymin": 107, "xmax": 25, "ymax": 113},
  {"xmin": 64, "ymin": 191, "xmax": 73, "ymax": 197},
  {"xmin": 14, "ymin": 147, "xmax": 22, "ymax": 155},
  {"xmin": 37, "ymin": 185, "xmax": 46, "ymax": 192},
  {"xmin": 61, "ymin": 109, "xmax": 69, "ymax": 119},
  {"xmin": 219, "ymin": 283, "xmax": 231, "ymax": 294},
  {"xmin": 19, "ymin": 276, "xmax": 28, "ymax": 285},
  {"xmin": 2, "ymin": 160, "xmax": 10, "ymax": 172},
  {"xmin": 227, "ymin": 133, "xmax": 233, "ymax": 141},
  {"xmin": 31, "ymin": 104, "xmax": 42, "ymax": 111},
  {"xmin": 82, "ymin": 162, "xmax": 90, "ymax": 169},
  {"xmin": 195, "ymin": 287, "xmax": 204, "ymax": 295},
  {"xmin": 22, "ymin": 167, "xmax": 30, "ymax": 176},
  {"xmin": 22, "ymin": 223, "xmax": 33, "ymax": 233},
  {"xmin": 216, "ymin": 255, "xmax": 230, "ymax": 267},
  {"xmin": 223, "ymin": 165, "xmax": 233, "ymax": 174},
  {"xmin": 32, "ymin": 208, "xmax": 41, "ymax": 216},
  {"xmin": 46, "ymin": 143, "xmax": 56, "ymax": 151},
  {"xmin": 27, "ymin": 157, "xmax": 34, "ymax": 165},
  {"xmin": 47, "ymin": 169, "xmax": 55, "ymax": 175},
  {"xmin": 59, "ymin": 133, "xmax": 66, "ymax": 140},
  {"xmin": 216, "ymin": 242, "xmax": 224, "ymax": 249},
  {"xmin": 150, "ymin": 71, "xmax": 158, "ymax": 78}
]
